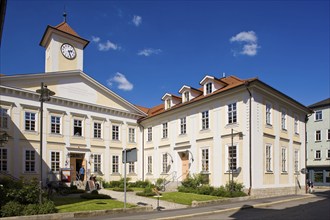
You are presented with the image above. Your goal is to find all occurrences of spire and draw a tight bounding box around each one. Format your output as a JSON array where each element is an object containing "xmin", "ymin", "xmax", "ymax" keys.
[{"xmin": 63, "ymin": 7, "xmax": 67, "ymax": 22}]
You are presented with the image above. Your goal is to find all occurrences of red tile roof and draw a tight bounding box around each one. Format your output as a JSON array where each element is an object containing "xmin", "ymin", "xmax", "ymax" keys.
[{"xmin": 54, "ymin": 21, "xmax": 80, "ymax": 38}]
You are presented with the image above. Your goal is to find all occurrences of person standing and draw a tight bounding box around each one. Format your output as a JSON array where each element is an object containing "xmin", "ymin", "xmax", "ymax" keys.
[{"xmin": 79, "ymin": 166, "xmax": 85, "ymax": 181}]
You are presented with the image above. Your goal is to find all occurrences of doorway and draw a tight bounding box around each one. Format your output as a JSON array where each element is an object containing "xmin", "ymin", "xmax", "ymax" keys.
[
  {"xmin": 69, "ymin": 153, "xmax": 85, "ymax": 181},
  {"xmin": 180, "ymin": 152, "xmax": 189, "ymax": 180}
]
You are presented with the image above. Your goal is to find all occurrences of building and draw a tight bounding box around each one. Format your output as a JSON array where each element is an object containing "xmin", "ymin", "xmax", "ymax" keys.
[
  {"xmin": 306, "ymin": 98, "xmax": 330, "ymax": 186},
  {"xmin": 0, "ymin": 19, "xmax": 313, "ymax": 196}
]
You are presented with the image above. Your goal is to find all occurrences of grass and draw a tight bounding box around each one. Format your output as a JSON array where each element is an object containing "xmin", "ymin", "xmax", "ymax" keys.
[
  {"xmin": 53, "ymin": 197, "xmax": 135, "ymax": 213},
  {"xmin": 104, "ymin": 187, "xmax": 144, "ymax": 192},
  {"xmin": 157, "ymin": 192, "xmax": 220, "ymax": 205}
]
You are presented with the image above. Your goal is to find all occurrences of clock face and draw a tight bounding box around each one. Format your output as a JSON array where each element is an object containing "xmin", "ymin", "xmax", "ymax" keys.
[{"xmin": 61, "ymin": 43, "xmax": 76, "ymax": 59}]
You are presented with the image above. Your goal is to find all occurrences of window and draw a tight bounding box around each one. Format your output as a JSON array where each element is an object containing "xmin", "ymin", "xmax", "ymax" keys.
[
  {"xmin": 266, "ymin": 103, "xmax": 272, "ymax": 125},
  {"xmin": 129, "ymin": 128, "xmax": 135, "ymax": 143},
  {"xmin": 0, "ymin": 108, "xmax": 8, "ymax": 129},
  {"xmin": 201, "ymin": 111, "xmax": 209, "ymax": 129},
  {"xmin": 147, "ymin": 156, "xmax": 152, "ymax": 174},
  {"xmin": 228, "ymin": 103, "xmax": 237, "ymax": 124},
  {"xmin": 316, "ymin": 130, "xmax": 321, "ymax": 141},
  {"xmin": 51, "ymin": 116, "xmax": 61, "ymax": 134},
  {"xmin": 162, "ymin": 153, "xmax": 169, "ymax": 173},
  {"xmin": 147, "ymin": 127, "xmax": 152, "ymax": 141},
  {"xmin": 294, "ymin": 115, "xmax": 299, "ymax": 134},
  {"xmin": 162, "ymin": 123, "xmax": 168, "ymax": 138},
  {"xmin": 51, "ymin": 152, "xmax": 60, "ymax": 172},
  {"xmin": 112, "ymin": 155, "xmax": 119, "ymax": 173},
  {"xmin": 25, "ymin": 112, "xmax": 36, "ymax": 131},
  {"xmin": 180, "ymin": 117, "xmax": 187, "ymax": 134},
  {"xmin": 166, "ymin": 99, "xmax": 171, "ymax": 109},
  {"xmin": 112, "ymin": 125, "xmax": 119, "ymax": 140},
  {"xmin": 228, "ymin": 145, "xmax": 237, "ymax": 171},
  {"xmin": 327, "ymin": 129, "xmax": 330, "ymax": 140},
  {"xmin": 327, "ymin": 149, "xmax": 330, "ymax": 159},
  {"xmin": 315, "ymin": 150, "xmax": 321, "ymax": 160},
  {"xmin": 281, "ymin": 109, "xmax": 286, "ymax": 130},
  {"xmin": 315, "ymin": 110, "xmax": 322, "ymax": 121},
  {"xmin": 314, "ymin": 172, "xmax": 323, "ymax": 183},
  {"xmin": 0, "ymin": 148, "xmax": 8, "ymax": 171},
  {"xmin": 73, "ymin": 119, "xmax": 82, "ymax": 136},
  {"xmin": 281, "ymin": 148, "xmax": 287, "ymax": 172},
  {"xmin": 266, "ymin": 145, "xmax": 272, "ymax": 172},
  {"xmin": 206, "ymin": 82, "xmax": 212, "ymax": 94},
  {"xmin": 93, "ymin": 154, "xmax": 101, "ymax": 172},
  {"xmin": 94, "ymin": 122, "xmax": 102, "ymax": 138},
  {"xmin": 129, "ymin": 162, "xmax": 135, "ymax": 173},
  {"xmin": 25, "ymin": 150, "xmax": 35, "ymax": 172},
  {"xmin": 201, "ymin": 149, "xmax": 209, "ymax": 172},
  {"xmin": 294, "ymin": 150, "xmax": 299, "ymax": 173},
  {"xmin": 184, "ymin": 91, "xmax": 190, "ymax": 102}
]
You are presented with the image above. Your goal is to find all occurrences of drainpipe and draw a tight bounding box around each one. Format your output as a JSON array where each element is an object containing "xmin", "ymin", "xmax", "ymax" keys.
[
  {"xmin": 245, "ymin": 82, "xmax": 252, "ymax": 196},
  {"xmin": 304, "ymin": 113, "xmax": 312, "ymax": 193},
  {"xmin": 140, "ymin": 124, "xmax": 145, "ymax": 181}
]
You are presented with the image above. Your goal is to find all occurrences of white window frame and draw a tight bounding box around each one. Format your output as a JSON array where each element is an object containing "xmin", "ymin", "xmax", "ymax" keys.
[
  {"xmin": 294, "ymin": 114, "xmax": 299, "ymax": 134},
  {"xmin": 112, "ymin": 155, "xmax": 119, "ymax": 173},
  {"xmin": 226, "ymin": 144, "xmax": 238, "ymax": 172},
  {"xmin": 73, "ymin": 118, "xmax": 83, "ymax": 136},
  {"xmin": 93, "ymin": 122, "xmax": 102, "ymax": 139},
  {"xmin": 228, "ymin": 103, "xmax": 237, "ymax": 124},
  {"xmin": 93, "ymin": 154, "xmax": 102, "ymax": 173},
  {"xmin": 162, "ymin": 123, "xmax": 168, "ymax": 139},
  {"xmin": 50, "ymin": 151, "xmax": 61, "ymax": 173},
  {"xmin": 206, "ymin": 82, "xmax": 212, "ymax": 94},
  {"xmin": 166, "ymin": 99, "xmax": 171, "ymax": 109},
  {"xmin": 112, "ymin": 125, "xmax": 120, "ymax": 141},
  {"xmin": 315, "ymin": 150, "xmax": 321, "ymax": 160},
  {"xmin": 147, "ymin": 127, "xmax": 152, "ymax": 142},
  {"xmin": 266, "ymin": 103, "xmax": 272, "ymax": 125},
  {"xmin": 201, "ymin": 110, "xmax": 209, "ymax": 130},
  {"xmin": 25, "ymin": 111, "xmax": 37, "ymax": 131},
  {"xmin": 0, "ymin": 107, "xmax": 9, "ymax": 129},
  {"xmin": 24, "ymin": 149, "xmax": 36, "ymax": 173},
  {"xmin": 281, "ymin": 147, "xmax": 287, "ymax": 173},
  {"xmin": 294, "ymin": 150, "xmax": 299, "ymax": 173},
  {"xmin": 147, "ymin": 156, "xmax": 152, "ymax": 174},
  {"xmin": 201, "ymin": 148, "xmax": 209, "ymax": 173},
  {"xmin": 180, "ymin": 117, "xmax": 187, "ymax": 135},
  {"xmin": 265, "ymin": 144, "xmax": 272, "ymax": 172},
  {"xmin": 281, "ymin": 109, "xmax": 287, "ymax": 130},
  {"xmin": 128, "ymin": 127, "xmax": 135, "ymax": 143},
  {"xmin": 51, "ymin": 115, "xmax": 61, "ymax": 134},
  {"xmin": 0, "ymin": 148, "xmax": 8, "ymax": 172},
  {"xmin": 128, "ymin": 162, "xmax": 135, "ymax": 173},
  {"xmin": 315, "ymin": 130, "xmax": 321, "ymax": 141},
  {"xmin": 315, "ymin": 110, "xmax": 322, "ymax": 121},
  {"xmin": 162, "ymin": 153, "xmax": 169, "ymax": 173},
  {"xmin": 184, "ymin": 91, "xmax": 190, "ymax": 102}
]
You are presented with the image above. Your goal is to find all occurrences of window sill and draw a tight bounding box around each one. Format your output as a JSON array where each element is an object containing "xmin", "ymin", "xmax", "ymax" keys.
[
  {"xmin": 49, "ymin": 133, "xmax": 63, "ymax": 137},
  {"xmin": 111, "ymin": 173, "xmax": 121, "ymax": 176},
  {"xmin": 146, "ymin": 173, "xmax": 153, "ymax": 175},
  {"xmin": 265, "ymin": 171, "xmax": 273, "ymax": 174},
  {"xmin": 281, "ymin": 172, "xmax": 288, "ymax": 175},
  {"xmin": 111, "ymin": 140, "xmax": 121, "ymax": 143},
  {"xmin": 200, "ymin": 171, "xmax": 210, "ymax": 174},
  {"xmin": 24, "ymin": 171, "xmax": 37, "ymax": 174},
  {"xmin": 24, "ymin": 130, "xmax": 38, "ymax": 134},
  {"xmin": 200, "ymin": 128, "xmax": 210, "ymax": 133},
  {"xmin": 315, "ymin": 119, "xmax": 323, "ymax": 122},
  {"xmin": 314, "ymin": 159, "xmax": 321, "ymax": 161},
  {"xmin": 315, "ymin": 140, "xmax": 321, "ymax": 143},
  {"xmin": 128, "ymin": 173, "xmax": 137, "ymax": 176},
  {"xmin": 161, "ymin": 138, "xmax": 169, "ymax": 141},
  {"xmin": 179, "ymin": 133, "xmax": 187, "ymax": 136},
  {"xmin": 128, "ymin": 141, "xmax": 136, "ymax": 144},
  {"xmin": 93, "ymin": 138, "xmax": 103, "ymax": 141},
  {"xmin": 72, "ymin": 135, "xmax": 84, "ymax": 139},
  {"xmin": 146, "ymin": 140, "xmax": 153, "ymax": 143},
  {"xmin": 225, "ymin": 170, "xmax": 239, "ymax": 174},
  {"xmin": 266, "ymin": 123, "xmax": 273, "ymax": 128},
  {"xmin": 294, "ymin": 133, "xmax": 299, "ymax": 136}
]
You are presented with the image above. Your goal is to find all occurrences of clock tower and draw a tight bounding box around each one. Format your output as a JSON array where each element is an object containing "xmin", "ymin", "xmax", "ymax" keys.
[{"xmin": 39, "ymin": 17, "xmax": 89, "ymax": 73}]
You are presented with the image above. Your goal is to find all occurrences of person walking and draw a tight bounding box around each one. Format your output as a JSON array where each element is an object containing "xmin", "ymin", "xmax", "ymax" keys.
[{"xmin": 79, "ymin": 166, "xmax": 85, "ymax": 181}]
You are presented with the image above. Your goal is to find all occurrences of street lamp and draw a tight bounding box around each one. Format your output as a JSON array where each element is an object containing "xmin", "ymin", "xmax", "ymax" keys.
[
  {"xmin": 0, "ymin": 131, "xmax": 10, "ymax": 147},
  {"xmin": 36, "ymin": 82, "xmax": 55, "ymax": 203},
  {"xmin": 229, "ymin": 128, "xmax": 243, "ymax": 192}
]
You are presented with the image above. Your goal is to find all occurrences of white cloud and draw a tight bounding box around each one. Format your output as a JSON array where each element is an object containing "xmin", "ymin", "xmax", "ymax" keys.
[
  {"xmin": 137, "ymin": 48, "xmax": 162, "ymax": 56},
  {"xmin": 98, "ymin": 40, "xmax": 120, "ymax": 51},
  {"xmin": 230, "ymin": 31, "xmax": 260, "ymax": 56},
  {"xmin": 132, "ymin": 15, "xmax": 142, "ymax": 27},
  {"xmin": 107, "ymin": 72, "xmax": 133, "ymax": 91},
  {"xmin": 91, "ymin": 36, "xmax": 100, "ymax": 43}
]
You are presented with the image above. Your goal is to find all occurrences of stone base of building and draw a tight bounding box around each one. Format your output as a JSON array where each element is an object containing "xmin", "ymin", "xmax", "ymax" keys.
[{"xmin": 248, "ymin": 186, "xmax": 307, "ymax": 198}]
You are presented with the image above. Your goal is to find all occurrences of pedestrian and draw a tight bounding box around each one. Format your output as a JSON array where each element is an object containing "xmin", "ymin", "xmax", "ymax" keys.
[
  {"xmin": 307, "ymin": 179, "xmax": 314, "ymax": 193},
  {"xmin": 79, "ymin": 166, "xmax": 85, "ymax": 181}
]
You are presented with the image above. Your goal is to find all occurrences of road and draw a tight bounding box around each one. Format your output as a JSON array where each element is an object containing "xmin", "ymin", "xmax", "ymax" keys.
[{"xmin": 72, "ymin": 190, "xmax": 330, "ymax": 220}]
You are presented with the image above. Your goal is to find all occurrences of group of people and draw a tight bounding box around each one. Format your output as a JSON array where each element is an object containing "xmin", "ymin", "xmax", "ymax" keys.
[{"xmin": 78, "ymin": 166, "xmax": 100, "ymax": 190}]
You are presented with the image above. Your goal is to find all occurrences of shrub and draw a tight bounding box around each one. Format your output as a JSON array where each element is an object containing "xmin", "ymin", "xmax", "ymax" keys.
[
  {"xmin": 155, "ymin": 178, "xmax": 165, "ymax": 191},
  {"xmin": 37, "ymin": 200, "xmax": 57, "ymax": 214},
  {"xmin": 112, "ymin": 187, "xmax": 134, "ymax": 192},
  {"xmin": 91, "ymin": 189, "xmax": 99, "ymax": 195},
  {"xmin": 5, "ymin": 178, "xmax": 41, "ymax": 205},
  {"xmin": 181, "ymin": 174, "xmax": 203, "ymax": 188},
  {"xmin": 102, "ymin": 181, "xmax": 111, "ymax": 188},
  {"xmin": 225, "ymin": 181, "xmax": 244, "ymax": 193},
  {"xmin": 135, "ymin": 185, "xmax": 157, "ymax": 197},
  {"xmin": 197, "ymin": 185, "xmax": 214, "ymax": 195},
  {"xmin": 210, "ymin": 186, "xmax": 227, "ymax": 197},
  {"xmin": 1, "ymin": 201, "xmax": 24, "ymax": 217},
  {"xmin": 80, "ymin": 193, "xmax": 111, "ymax": 199},
  {"xmin": 108, "ymin": 181, "xmax": 121, "ymax": 188},
  {"xmin": 177, "ymin": 186, "xmax": 196, "ymax": 193}
]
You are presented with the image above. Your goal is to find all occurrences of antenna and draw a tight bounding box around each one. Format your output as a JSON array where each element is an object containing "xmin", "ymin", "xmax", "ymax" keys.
[
  {"xmin": 63, "ymin": 6, "xmax": 67, "ymax": 22},
  {"xmin": 222, "ymin": 72, "xmax": 226, "ymax": 78}
]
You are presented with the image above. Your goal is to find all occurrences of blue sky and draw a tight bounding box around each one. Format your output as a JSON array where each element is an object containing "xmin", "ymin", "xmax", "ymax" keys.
[{"xmin": 1, "ymin": 0, "xmax": 329, "ymax": 108}]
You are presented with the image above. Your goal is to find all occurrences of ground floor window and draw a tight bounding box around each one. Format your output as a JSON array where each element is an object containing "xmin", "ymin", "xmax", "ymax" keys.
[
  {"xmin": 314, "ymin": 171, "xmax": 323, "ymax": 183},
  {"xmin": 228, "ymin": 145, "xmax": 237, "ymax": 171},
  {"xmin": 129, "ymin": 162, "xmax": 135, "ymax": 173},
  {"xmin": 147, "ymin": 156, "xmax": 152, "ymax": 174},
  {"xmin": 112, "ymin": 155, "xmax": 119, "ymax": 173},
  {"xmin": 93, "ymin": 154, "xmax": 101, "ymax": 173},
  {"xmin": 0, "ymin": 148, "xmax": 7, "ymax": 171},
  {"xmin": 51, "ymin": 151, "xmax": 60, "ymax": 172},
  {"xmin": 25, "ymin": 150, "xmax": 35, "ymax": 172}
]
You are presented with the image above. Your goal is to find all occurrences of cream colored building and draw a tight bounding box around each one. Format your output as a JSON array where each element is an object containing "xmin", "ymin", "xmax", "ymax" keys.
[{"xmin": 0, "ymin": 20, "xmax": 312, "ymax": 196}]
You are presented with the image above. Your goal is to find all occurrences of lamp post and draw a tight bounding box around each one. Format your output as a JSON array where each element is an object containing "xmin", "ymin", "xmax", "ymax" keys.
[
  {"xmin": 0, "ymin": 131, "xmax": 10, "ymax": 147},
  {"xmin": 36, "ymin": 82, "xmax": 55, "ymax": 203}
]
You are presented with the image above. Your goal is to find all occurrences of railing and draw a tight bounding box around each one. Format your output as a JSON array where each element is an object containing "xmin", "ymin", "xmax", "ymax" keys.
[
  {"xmin": 175, "ymin": 171, "xmax": 189, "ymax": 187},
  {"xmin": 162, "ymin": 171, "xmax": 177, "ymax": 191},
  {"xmin": 0, "ymin": 171, "xmax": 20, "ymax": 181}
]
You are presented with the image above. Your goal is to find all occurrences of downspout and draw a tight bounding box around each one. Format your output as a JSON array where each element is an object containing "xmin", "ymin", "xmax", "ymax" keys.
[
  {"xmin": 245, "ymin": 82, "xmax": 252, "ymax": 196},
  {"xmin": 304, "ymin": 113, "xmax": 312, "ymax": 193},
  {"xmin": 140, "ymin": 124, "xmax": 145, "ymax": 181}
]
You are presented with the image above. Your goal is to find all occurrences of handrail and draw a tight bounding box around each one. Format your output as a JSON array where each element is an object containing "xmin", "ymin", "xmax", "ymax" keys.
[
  {"xmin": 0, "ymin": 171, "xmax": 20, "ymax": 181},
  {"xmin": 162, "ymin": 171, "xmax": 177, "ymax": 191}
]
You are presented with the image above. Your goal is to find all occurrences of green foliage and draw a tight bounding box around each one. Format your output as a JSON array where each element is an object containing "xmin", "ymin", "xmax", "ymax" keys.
[
  {"xmin": 129, "ymin": 179, "xmax": 152, "ymax": 188},
  {"xmin": 181, "ymin": 174, "xmax": 203, "ymax": 188},
  {"xmin": 197, "ymin": 185, "xmax": 214, "ymax": 195},
  {"xmin": 0, "ymin": 200, "xmax": 57, "ymax": 217},
  {"xmin": 108, "ymin": 181, "xmax": 121, "ymax": 188},
  {"xmin": 91, "ymin": 190, "xmax": 99, "ymax": 195},
  {"xmin": 112, "ymin": 187, "xmax": 134, "ymax": 192},
  {"xmin": 155, "ymin": 178, "xmax": 165, "ymax": 190},
  {"xmin": 135, "ymin": 184, "xmax": 157, "ymax": 197},
  {"xmin": 1, "ymin": 201, "xmax": 24, "ymax": 217},
  {"xmin": 80, "ymin": 193, "xmax": 112, "ymax": 199}
]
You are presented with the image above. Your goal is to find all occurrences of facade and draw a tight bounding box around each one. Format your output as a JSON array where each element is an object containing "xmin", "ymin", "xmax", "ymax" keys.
[
  {"xmin": 306, "ymin": 98, "xmax": 330, "ymax": 186},
  {"xmin": 0, "ymin": 19, "xmax": 313, "ymax": 196}
]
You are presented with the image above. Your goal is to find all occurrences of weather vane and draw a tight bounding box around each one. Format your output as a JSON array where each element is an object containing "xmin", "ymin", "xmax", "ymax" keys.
[{"xmin": 63, "ymin": 6, "xmax": 67, "ymax": 22}]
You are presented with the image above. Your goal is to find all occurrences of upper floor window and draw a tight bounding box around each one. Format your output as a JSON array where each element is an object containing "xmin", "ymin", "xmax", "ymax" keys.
[
  {"xmin": 281, "ymin": 109, "xmax": 287, "ymax": 130},
  {"xmin": 316, "ymin": 130, "xmax": 321, "ymax": 141},
  {"xmin": 327, "ymin": 129, "xmax": 330, "ymax": 141},
  {"xmin": 112, "ymin": 125, "xmax": 119, "ymax": 140},
  {"xmin": 94, "ymin": 122, "xmax": 102, "ymax": 138},
  {"xmin": 129, "ymin": 128, "xmax": 135, "ymax": 143},
  {"xmin": 112, "ymin": 155, "xmax": 119, "ymax": 173},
  {"xmin": 184, "ymin": 91, "xmax": 190, "ymax": 102},
  {"xmin": 201, "ymin": 148, "xmax": 209, "ymax": 172},
  {"xmin": 51, "ymin": 116, "xmax": 61, "ymax": 134},
  {"xmin": 0, "ymin": 108, "xmax": 8, "ymax": 129},
  {"xmin": 25, "ymin": 150, "xmax": 36, "ymax": 172},
  {"xmin": 180, "ymin": 117, "xmax": 187, "ymax": 134},
  {"xmin": 166, "ymin": 99, "xmax": 171, "ymax": 109},
  {"xmin": 294, "ymin": 115, "xmax": 299, "ymax": 134},
  {"xmin": 147, "ymin": 127, "xmax": 152, "ymax": 141},
  {"xmin": 206, "ymin": 82, "xmax": 212, "ymax": 94},
  {"xmin": 281, "ymin": 147, "xmax": 287, "ymax": 172},
  {"xmin": 266, "ymin": 103, "xmax": 272, "ymax": 125},
  {"xmin": 294, "ymin": 150, "xmax": 299, "ymax": 173},
  {"xmin": 315, "ymin": 110, "xmax": 322, "ymax": 121},
  {"xmin": 201, "ymin": 111, "xmax": 209, "ymax": 130},
  {"xmin": 266, "ymin": 145, "xmax": 272, "ymax": 172},
  {"xmin": 25, "ymin": 112, "xmax": 36, "ymax": 131},
  {"xmin": 228, "ymin": 145, "xmax": 237, "ymax": 171},
  {"xmin": 0, "ymin": 148, "xmax": 8, "ymax": 171},
  {"xmin": 315, "ymin": 150, "xmax": 321, "ymax": 160},
  {"xmin": 327, "ymin": 149, "xmax": 330, "ymax": 159},
  {"xmin": 51, "ymin": 151, "xmax": 60, "ymax": 172},
  {"xmin": 93, "ymin": 154, "xmax": 102, "ymax": 172},
  {"xmin": 162, "ymin": 123, "xmax": 168, "ymax": 138},
  {"xmin": 147, "ymin": 156, "xmax": 152, "ymax": 174},
  {"xmin": 228, "ymin": 103, "xmax": 237, "ymax": 124},
  {"xmin": 73, "ymin": 119, "xmax": 82, "ymax": 136}
]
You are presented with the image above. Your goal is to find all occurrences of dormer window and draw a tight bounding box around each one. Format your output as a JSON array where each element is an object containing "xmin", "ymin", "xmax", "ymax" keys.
[
  {"xmin": 166, "ymin": 99, "xmax": 171, "ymax": 109},
  {"xmin": 184, "ymin": 91, "xmax": 190, "ymax": 102},
  {"xmin": 206, "ymin": 82, "xmax": 212, "ymax": 94}
]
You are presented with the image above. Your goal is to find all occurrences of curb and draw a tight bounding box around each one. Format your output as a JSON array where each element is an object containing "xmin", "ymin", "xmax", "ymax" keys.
[{"xmin": 0, "ymin": 205, "xmax": 153, "ymax": 220}]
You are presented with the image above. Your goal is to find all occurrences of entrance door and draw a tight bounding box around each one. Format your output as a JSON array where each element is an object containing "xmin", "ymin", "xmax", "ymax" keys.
[{"xmin": 181, "ymin": 152, "xmax": 189, "ymax": 180}]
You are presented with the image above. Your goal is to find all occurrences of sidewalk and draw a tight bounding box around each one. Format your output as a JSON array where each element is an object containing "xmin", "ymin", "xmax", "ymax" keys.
[{"xmin": 99, "ymin": 189, "xmax": 188, "ymax": 210}]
